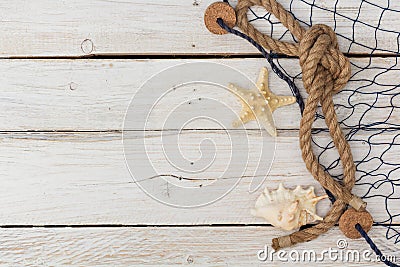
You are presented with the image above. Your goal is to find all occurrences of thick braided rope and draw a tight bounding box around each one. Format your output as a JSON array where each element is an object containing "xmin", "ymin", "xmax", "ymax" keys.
[
  {"xmin": 235, "ymin": 0, "xmax": 368, "ymax": 249},
  {"xmin": 236, "ymin": 0, "xmax": 304, "ymax": 56}
]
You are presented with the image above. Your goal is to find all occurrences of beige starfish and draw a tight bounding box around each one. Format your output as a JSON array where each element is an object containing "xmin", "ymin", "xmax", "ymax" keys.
[{"xmin": 228, "ymin": 67, "xmax": 296, "ymax": 137}]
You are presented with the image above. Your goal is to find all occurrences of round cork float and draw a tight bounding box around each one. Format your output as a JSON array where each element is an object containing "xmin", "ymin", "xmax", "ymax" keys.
[
  {"xmin": 339, "ymin": 208, "xmax": 373, "ymax": 239},
  {"xmin": 204, "ymin": 2, "xmax": 236, "ymax": 35}
]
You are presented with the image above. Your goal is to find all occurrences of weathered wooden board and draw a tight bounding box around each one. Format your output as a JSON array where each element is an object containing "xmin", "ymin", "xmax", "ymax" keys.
[
  {"xmin": 0, "ymin": 0, "xmax": 398, "ymax": 57},
  {"xmin": 0, "ymin": 227, "xmax": 398, "ymax": 266},
  {"xmin": 0, "ymin": 57, "xmax": 399, "ymax": 131},
  {"xmin": 2, "ymin": 1, "xmax": 399, "ymax": 266},
  {"xmin": 0, "ymin": 131, "xmax": 398, "ymax": 225}
]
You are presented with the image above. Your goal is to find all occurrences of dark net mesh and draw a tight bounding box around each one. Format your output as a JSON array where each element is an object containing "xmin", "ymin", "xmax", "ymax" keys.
[{"xmin": 248, "ymin": 0, "xmax": 400, "ymax": 244}]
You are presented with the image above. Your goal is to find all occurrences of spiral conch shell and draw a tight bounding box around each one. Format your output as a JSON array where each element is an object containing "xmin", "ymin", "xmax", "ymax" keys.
[{"xmin": 251, "ymin": 183, "xmax": 327, "ymax": 231}]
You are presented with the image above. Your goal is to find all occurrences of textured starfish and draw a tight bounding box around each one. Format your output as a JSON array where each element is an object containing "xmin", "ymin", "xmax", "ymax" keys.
[{"xmin": 228, "ymin": 67, "xmax": 296, "ymax": 136}]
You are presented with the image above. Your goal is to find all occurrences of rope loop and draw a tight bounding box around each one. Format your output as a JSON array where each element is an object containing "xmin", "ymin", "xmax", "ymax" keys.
[
  {"xmin": 234, "ymin": 0, "xmax": 369, "ymax": 250},
  {"xmin": 299, "ymin": 24, "xmax": 351, "ymax": 95},
  {"xmin": 213, "ymin": 2, "xmax": 400, "ymax": 264},
  {"xmin": 235, "ymin": 0, "xmax": 303, "ymax": 56}
]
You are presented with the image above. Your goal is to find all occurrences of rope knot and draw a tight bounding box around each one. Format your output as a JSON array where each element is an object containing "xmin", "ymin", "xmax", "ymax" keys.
[
  {"xmin": 232, "ymin": 0, "xmax": 371, "ymax": 250},
  {"xmin": 299, "ymin": 24, "xmax": 351, "ymax": 95}
]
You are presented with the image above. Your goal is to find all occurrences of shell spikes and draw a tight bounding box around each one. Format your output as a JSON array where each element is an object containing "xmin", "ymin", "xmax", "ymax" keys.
[{"xmin": 251, "ymin": 183, "xmax": 328, "ymax": 231}]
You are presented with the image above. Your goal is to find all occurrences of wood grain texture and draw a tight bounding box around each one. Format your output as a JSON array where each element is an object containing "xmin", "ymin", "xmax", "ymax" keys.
[
  {"xmin": 0, "ymin": 0, "xmax": 398, "ymax": 56},
  {"xmin": 0, "ymin": 131, "xmax": 398, "ymax": 225},
  {"xmin": 1, "ymin": 1, "xmax": 399, "ymax": 265},
  {"xmin": 1, "ymin": 57, "xmax": 399, "ymax": 131},
  {"xmin": 0, "ymin": 227, "xmax": 398, "ymax": 266}
]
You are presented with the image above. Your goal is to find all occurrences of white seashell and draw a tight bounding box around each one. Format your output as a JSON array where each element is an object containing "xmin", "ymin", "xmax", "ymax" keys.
[{"xmin": 251, "ymin": 183, "xmax": 327, "ymax": 231}]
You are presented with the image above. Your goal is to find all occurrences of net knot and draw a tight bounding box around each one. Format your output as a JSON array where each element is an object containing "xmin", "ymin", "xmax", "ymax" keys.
[{"xmin": 299, "ymin": 24, "xmax": 351, "ymax": 95}]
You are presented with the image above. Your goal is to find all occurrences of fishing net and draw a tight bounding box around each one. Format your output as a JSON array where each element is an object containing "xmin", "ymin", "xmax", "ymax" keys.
[{"xmin": 248, "ymin": 0, "xmax": 400, "ymax": 245}]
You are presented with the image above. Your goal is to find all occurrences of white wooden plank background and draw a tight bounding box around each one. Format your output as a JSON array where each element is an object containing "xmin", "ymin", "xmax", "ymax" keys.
[
  {"xmin": 1, "ymin": 131, "xmax": 399, "ymax": 225},
  {"xmin": 0, "ymin": 57, "xmax": 398, "ymax": 131},
  {"xmin": 0, "ymin": 227, "xmax": 397, "ymax": 266},
  {"xmin": 1, "ymin": 0, "xmax": 399, "ymax": 266},
  {"xmin": 0, "ymin": 0, "xmax": 399, "ymax": 57}
]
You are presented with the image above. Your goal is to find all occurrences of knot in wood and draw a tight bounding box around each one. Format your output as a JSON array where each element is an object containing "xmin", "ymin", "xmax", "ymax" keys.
[{"xmin": 299, "ymin": 24, "xmax": 351, "ymax": 95}]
